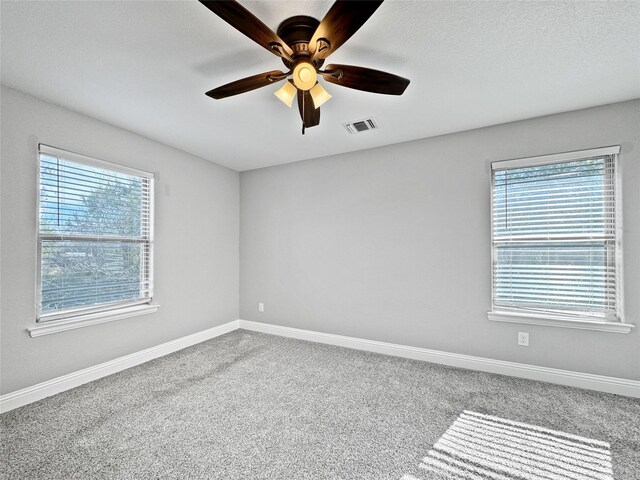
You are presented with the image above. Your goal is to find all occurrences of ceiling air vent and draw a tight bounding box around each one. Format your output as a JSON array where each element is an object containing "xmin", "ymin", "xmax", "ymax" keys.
[{"xmin": 342, "ymin": 117, "xmax": 379, "ymax": 134}]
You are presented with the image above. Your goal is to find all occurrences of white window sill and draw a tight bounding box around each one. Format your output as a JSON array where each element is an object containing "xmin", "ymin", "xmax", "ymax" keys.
[
  {"xmin": 29, "ymin": 304, "xmax": 159, "ymax": 338},
  {"xmin": 487, "ymin": 311, "xmax": 634, "ymax": 334}
]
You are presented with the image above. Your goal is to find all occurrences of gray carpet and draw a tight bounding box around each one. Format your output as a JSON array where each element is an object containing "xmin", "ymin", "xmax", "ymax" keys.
[{"xmin": 1, "ymin": 330, "xmax": 638, "ymax": 479}]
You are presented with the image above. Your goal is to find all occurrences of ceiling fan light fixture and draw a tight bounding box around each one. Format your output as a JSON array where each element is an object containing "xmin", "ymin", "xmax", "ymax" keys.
[
  {"xmin": 274, "ymin": 80, "xmax": 297, "ymax": 107},
  {"xmin": 309, "ymin": 82, "xmax": 332, "ymax": 109},
  {"xmin": 292, "ymin": 61, "xmax": 317, "ymax": 91},
  {"xmin": 200, "ymin": 1, "xmax": 409, "ymax": 132}
]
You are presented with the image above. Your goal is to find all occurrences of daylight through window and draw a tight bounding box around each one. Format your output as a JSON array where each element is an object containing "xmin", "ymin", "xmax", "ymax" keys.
[
  {"xmin": 490, "ymin": 146, "xmax": 621, "ymax": 323},
  {"xmin": 37, "ymin": 145, "xmax": 153, "ymax": 322}
]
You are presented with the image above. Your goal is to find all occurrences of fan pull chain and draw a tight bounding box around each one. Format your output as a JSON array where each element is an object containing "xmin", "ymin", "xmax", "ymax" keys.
[{"xmin": 302, "ymin": 94, "xmax": 306, "ymax": 135}]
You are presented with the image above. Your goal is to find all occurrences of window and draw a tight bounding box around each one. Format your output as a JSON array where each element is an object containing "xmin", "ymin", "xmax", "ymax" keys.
[
  {"xmin": 488, "ymin": 146, "xmax": 632, "ymax": 333},
  {"xmin": 36, "ymin": 145, "xmax": 154, "ymax": 329}
]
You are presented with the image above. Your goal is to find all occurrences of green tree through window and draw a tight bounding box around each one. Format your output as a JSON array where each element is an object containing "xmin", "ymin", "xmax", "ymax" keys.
[{"xmin": 38, "ymin": 148, "xmax": 153, "ymax": 320}]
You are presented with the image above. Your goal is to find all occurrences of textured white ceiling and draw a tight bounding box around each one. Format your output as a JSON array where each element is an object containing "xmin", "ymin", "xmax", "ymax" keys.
[{"xmin": 2, "ymin": 1, "xmax": 639, "ymax": 171}]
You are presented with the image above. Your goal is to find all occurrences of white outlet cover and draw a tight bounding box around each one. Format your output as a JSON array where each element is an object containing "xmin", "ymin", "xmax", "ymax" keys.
[{"xmin": 518, "ymin": 332, "xmax": 529, "ymax": 346}]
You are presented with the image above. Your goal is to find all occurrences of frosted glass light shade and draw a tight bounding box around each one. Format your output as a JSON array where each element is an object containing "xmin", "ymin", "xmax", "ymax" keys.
[
  {"xmin": 310, "ymin": 83, "xmax": 332, "ymax": 109},
  {"xmin": 274, "ymin": 81, "xmax": 297, "ymax": 108},
  {"xmin": 292, "ymin": 62, "xmax": 317, "ymax": 91}
]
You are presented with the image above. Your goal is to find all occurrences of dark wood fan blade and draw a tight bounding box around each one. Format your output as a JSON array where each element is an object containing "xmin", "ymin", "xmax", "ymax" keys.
[
  {"xmin": 297, "ymin": 89, "xmax": 320, "ymax": 127},
  {"xmin": 206, "ymin": 70, "xmax": 287, "ymax": 99},
  {"xmin": 199, "ymin": 1, "xmax": 293, "ymax": 59},
  {"xmin": 321, "ymin": 64, "xmax": 410, "ymax": 95},
  {"xmin": 309, "ymin": 1, "xmax": 383, "ymax": 60}
]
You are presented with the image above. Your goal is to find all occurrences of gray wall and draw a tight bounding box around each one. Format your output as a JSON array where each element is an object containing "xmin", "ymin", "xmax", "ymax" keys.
[
  {"xmin": 2, "ymin": 87, "xmax": 637, "ymax": 396},
  {"xmin": 1, "ymin": 86, "xmax": 239, "ymax": 394},
  {"xmin": 240, "ymin": 100, "xmax": 640, "ymax": 381}
]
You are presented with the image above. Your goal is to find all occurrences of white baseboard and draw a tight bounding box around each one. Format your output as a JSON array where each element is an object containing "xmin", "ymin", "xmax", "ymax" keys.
[
  {"xmin": 238, "ymin": 319, "xmax": 640, "ymax": 398},
  {"xmin": 3, "ymin": 317, "xmax": 637, "ymax": 414},
  {"xmin": 0, "ymin": 320, "xmax": 239, "ymax": 413}
]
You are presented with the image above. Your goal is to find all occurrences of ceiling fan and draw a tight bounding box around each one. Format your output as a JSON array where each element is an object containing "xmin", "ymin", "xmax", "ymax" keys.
[{"xmin": 199, "ymin": 0, "xmax": 410, "ymax": 133}]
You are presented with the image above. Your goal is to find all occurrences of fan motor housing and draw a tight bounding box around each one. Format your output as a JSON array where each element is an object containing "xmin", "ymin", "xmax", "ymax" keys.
[{"xmin": 277, "ymin": 15, "xmax": 325, "ymax": 69}]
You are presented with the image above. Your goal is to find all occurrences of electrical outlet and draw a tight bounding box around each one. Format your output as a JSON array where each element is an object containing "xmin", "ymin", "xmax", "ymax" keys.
[
  {"xmin": 518, "ymin": 332, "xmax": 529, "ymax": 347},
  {"xmin": 258, "ymin": 303, "xmax": 264, "ymax": 313}
]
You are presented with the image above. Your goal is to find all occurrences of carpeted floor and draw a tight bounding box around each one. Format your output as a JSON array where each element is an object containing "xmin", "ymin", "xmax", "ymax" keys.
[{"xmin": 1, "ymin": 329, "xmax": 638, "ymax": 479}]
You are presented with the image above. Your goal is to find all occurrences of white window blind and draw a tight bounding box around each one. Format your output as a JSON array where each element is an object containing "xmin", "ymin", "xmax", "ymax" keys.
[
  {"xmin": 490, "ymin": 146, "xmax": 621, "ymax": 322},
  {"xmin": 37, "ymin": 145, "xmax": 154, "ymax": 322}
]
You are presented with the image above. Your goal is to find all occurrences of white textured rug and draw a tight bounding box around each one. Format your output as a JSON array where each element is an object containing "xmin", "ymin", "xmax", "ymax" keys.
[{"xmin": 406, "ymin": 410, "xmax": 613, "ymax": 480}]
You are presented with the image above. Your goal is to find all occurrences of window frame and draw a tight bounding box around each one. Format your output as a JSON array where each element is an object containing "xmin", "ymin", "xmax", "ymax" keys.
[
  {"xmin": 487, "ymin": 145, "xmax": 634, "ymax": 334},
  {"xmin": 31, "ymin": 144, "xmax": 157, "ymax": 337}
]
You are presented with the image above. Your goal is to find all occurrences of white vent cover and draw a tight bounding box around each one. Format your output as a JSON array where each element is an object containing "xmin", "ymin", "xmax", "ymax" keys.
[{"xmin": 342, "ymin": 117, "xmax": 379, "ymax": 134}]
